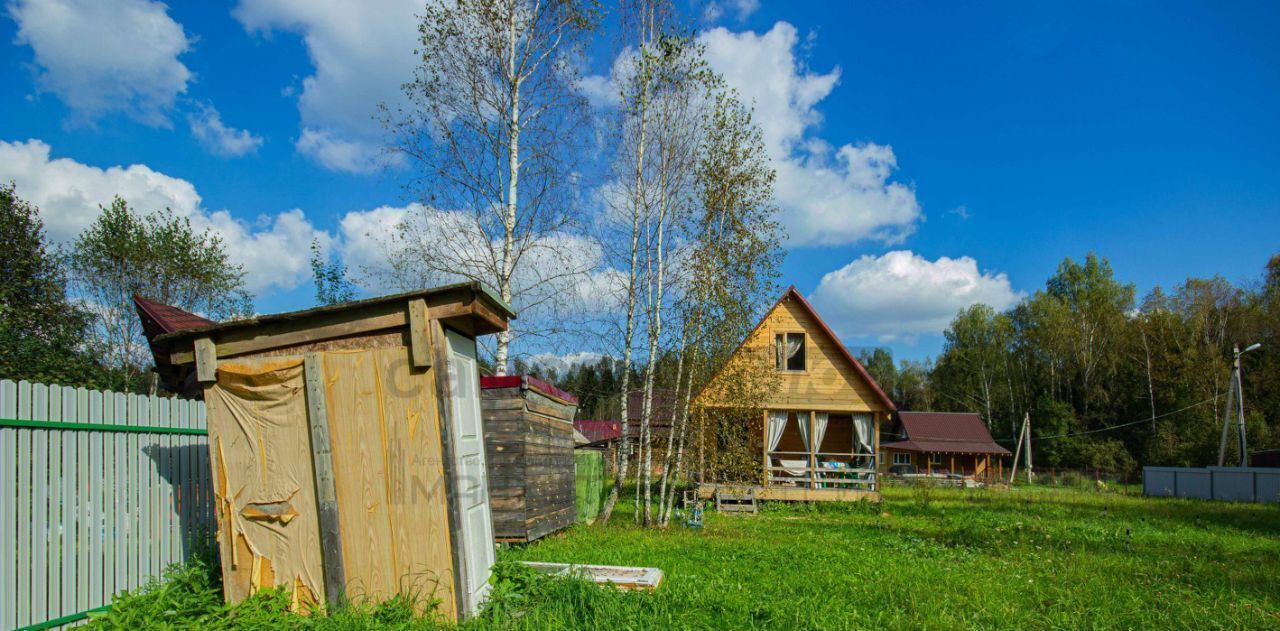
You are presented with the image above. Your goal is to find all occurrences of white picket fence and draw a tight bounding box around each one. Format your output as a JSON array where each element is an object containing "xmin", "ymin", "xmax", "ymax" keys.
[{"xmin": 0, "ymin": 380, "xmax": 215, "ymax": 631}]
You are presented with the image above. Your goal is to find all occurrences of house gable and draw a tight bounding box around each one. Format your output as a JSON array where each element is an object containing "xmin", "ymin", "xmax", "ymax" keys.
[{"xmin": 696, "ymin": 287, "xmax": 895, "ymax": 413}]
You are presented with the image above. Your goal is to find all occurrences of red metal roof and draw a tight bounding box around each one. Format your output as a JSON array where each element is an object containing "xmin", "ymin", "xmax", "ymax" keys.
[
  {"xmin": 479, "ymin": 375, "xmax": 578, "ymax": 405},
  {"xmin": 883, "ymin": 412, "xmax": 1011, "ymax": 455},
  {"xmin": 133, "ymin": 295, "xmax": 215, "ymax": 333},
  {"xmin": 574, "ymin": 420, "xmax": 621, "ymax": 444}
]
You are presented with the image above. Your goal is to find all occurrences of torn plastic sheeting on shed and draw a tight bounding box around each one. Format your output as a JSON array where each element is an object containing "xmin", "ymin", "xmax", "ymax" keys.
[{"xmin": 207, "ymin": 357, "xmax": 323, "ymax": 610}]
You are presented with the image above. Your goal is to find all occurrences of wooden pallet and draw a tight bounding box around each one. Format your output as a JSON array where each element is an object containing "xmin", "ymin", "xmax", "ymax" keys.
[{"xmin": 714, "ymin": 488, "xmax": 758, "ymax": 514}]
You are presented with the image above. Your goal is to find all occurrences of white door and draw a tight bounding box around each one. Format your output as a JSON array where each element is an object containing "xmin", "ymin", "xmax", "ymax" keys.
[{"xmin": 445, "ymin": 329, "xmax": 494, "ymax": 616}]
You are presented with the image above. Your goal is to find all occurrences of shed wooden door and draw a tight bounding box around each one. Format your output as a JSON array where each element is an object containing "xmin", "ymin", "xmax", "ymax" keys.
[{"xmin": 445, "ymin": 329, "xmax": 494, "ymax": 615}]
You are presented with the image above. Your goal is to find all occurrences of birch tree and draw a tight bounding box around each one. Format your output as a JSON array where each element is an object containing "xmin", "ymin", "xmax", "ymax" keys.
[
  {"xmin": 596, "ymin": 0, "xmax": 671, "ymax": 524},
  {"xmin": 656, "ymin": 90, "xmax": 781, "ymax": 526},
  {"xmin": 383, "ymin": 0, "xmax": 598, "ymax": 373}
]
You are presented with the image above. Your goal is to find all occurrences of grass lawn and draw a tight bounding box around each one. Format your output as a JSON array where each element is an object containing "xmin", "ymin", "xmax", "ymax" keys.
[
  {"xmin": 91, "ymin": 485, "xmax": 1280, "ymax": 630},
  {"xmin": 498, "ymin": 484, "xmax": 1280, "ymax": 630}
]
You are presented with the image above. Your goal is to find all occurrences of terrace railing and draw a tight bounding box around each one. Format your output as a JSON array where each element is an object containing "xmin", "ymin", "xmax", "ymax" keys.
[
  {"xmin": 0, "ymin": 380, "xmax": 214, "ymax": 631},
  {"xmin": 766, "ymin": 450, "xmax": 878, "ymax": 491}
]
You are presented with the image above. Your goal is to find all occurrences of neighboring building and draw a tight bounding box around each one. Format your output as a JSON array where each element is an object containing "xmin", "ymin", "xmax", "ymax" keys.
[
  {"xmin": 880, "ymin": 411, "xmax": 1011, "ymax": 478},
  {"xmin": 574, "ymin": 419, "xmax": 622, "ymax": 475},
  {"xmin": 480, "ymin": 375, "xmax": 578, "ymax": 543},
  {"xmin": 694, "ymin": 286, "xmax": 897, "ymax": 502}
]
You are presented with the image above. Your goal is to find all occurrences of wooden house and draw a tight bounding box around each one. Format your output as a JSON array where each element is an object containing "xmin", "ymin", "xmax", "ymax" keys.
[
  {"xmin": 147, "ymin": 282, "xmax": 514, "ymax": 620},
  {"xmin": 479, "ymin": 375, "xmax": 578, "ymax": 543},
  {"xmin": 694, "ymin": 287, "xmax": 896, "ymax": 502},
  {"xmin": 880, "ymin": 411, "xmax": 1010, "ymax": 479}
]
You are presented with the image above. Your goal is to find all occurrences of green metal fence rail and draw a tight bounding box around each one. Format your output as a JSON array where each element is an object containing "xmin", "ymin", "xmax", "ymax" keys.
[{"xmin": 0, "ymin": 418, "xmax": 209, "ymax": 435}]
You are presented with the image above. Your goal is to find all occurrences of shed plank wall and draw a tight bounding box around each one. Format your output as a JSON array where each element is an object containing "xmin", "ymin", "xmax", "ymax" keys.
[
  {"xmin": 481, "ymin": 388, "xmax": 576, "ymax": 542},
  {"xmin": 320, "ymin": 347, "xmax": 456, "ymax": 618}
]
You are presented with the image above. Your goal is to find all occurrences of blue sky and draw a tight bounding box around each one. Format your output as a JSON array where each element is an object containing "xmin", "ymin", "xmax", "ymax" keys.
[{"xmin": 2, "ymin": 0, "xmax": 1278, "ymax": 365}]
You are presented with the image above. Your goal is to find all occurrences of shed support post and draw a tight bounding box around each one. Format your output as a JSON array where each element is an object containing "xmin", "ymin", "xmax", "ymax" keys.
[
  {"xmin": 194, "ymin": 337, "xmax": 217, "ymax": 383},
  {"xmin": 303, "ymin": 353, "xmax": 346, "ymax": 606},
  {"xmin": 407, "ymin": 299, "xmax": 433, "ymax": 369}
]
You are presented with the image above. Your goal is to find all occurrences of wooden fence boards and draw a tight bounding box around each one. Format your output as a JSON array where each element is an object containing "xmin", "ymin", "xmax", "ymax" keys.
[{"xmin": 0, "ymin": 379, "xmax": 214, "ymax": 630}]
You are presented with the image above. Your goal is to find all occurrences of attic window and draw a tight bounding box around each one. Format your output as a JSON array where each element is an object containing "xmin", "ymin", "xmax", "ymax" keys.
[{"xmin": 775, "ymin": 332, "xmax": 806, "ymax": 372}]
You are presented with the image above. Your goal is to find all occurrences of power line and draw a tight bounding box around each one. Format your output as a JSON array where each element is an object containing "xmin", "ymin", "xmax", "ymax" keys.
[{"xmin": 1000, "ymin": 397, "xmax": 1219, "ymax": 442}]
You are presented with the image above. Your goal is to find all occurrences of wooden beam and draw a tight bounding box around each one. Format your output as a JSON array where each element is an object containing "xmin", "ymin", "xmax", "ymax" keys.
[
  {"xmin": 168, "ymin": 299, "xmax": 479, "ymax": 365},
  {"xmin": 194, "ymin": 338, "xmax": 216, "ymax": 383},
  {"xmin": 407, "ymin": 298, "xmax": 433, "ymax": 369},
  {"xmin": 762, "ymin": 409, "xmax": 769, "ymax": 486},
  {"xmin": 302, "ymin": 354, "xmax": 346, "ymax": 606},
  {"xmin": 808, "ymin": 411, "xmax": 817, "ymax": 488}
]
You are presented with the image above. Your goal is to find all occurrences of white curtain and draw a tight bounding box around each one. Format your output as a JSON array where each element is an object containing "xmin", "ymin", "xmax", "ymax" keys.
[
  {"xmin": 853, "ymin": 414, "xmax": 874, "ymax": 471},
  {"xmin": 812, "ymin": 412, "xmax": 829, "ymax": 455},
  {"xmin": 797, "ymin": 412, "xmax": 809, "ymax": 451},
  {"xmin": 766, "ymin": 411, "xmax": 788, "ymax": 453},
  {"xmin": 776, "ymin": 334, "xmax": 802, "ymax": 369},
  {"xmin": 853, "ymin": 414, "xmax": 873, "ymax": 454}
]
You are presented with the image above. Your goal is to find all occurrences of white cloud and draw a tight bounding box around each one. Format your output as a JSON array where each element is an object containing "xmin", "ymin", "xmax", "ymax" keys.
[
  {"xmin": 187, "ymin": 104, "xmax": 264, "ymax": 157},
  {"xmin": 0, "ymin": 139, "xmax": 329, "ymax": 294},
  {"xmin": 809, "ymin": 250, "xmax": 1024, "ymax": 340},
  {"xmin": 528, "ymin": 351, "xmax": 604, "ymax": 374},
  {"xmin": 296, "ymin": 128, "xmax": 395, "ymax": 174},
  {"xmin": 233, "ymin": 0, "xmax": 421, "ymax": 172},
  {"xmin": 7, "ymin": 0, "xmax": 192, "ymax": 126},
  {"xmin": 703, "ymin": 0, "xmax": 760, "ymax": 23},
  {"xmin": 699, "ymin": 22, "xmax": 923, "ymax": 246}
]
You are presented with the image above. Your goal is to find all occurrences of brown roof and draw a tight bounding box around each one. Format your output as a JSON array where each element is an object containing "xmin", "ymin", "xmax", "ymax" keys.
[
  {"xmin": 480, "ymin": 375, "xmax": 578, "ymax": 405},
  {"xmin": 881, "ymin": 411, "xmax": 1011, "ymax": 456},
  {"xmin": 133, "ymin": 295, "xmax": 217, "ymax": 398},
  {"xmin": 134, "ymin": 295, "xmax": 216, "ymax": 334},
  {"xmin": 574, "ymin": 420, "xmax": 622, "ymax": 445}
]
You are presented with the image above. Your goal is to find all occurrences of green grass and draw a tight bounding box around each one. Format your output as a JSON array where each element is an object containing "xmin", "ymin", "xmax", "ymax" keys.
[{"xmin": 90, "ymin": 486, "xmax": 1280, "ymax": 630}]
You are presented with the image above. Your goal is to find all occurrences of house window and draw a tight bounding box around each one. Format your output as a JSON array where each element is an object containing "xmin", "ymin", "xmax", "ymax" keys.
[
  {"xmin": 892, "ymin": 452, "xmax": 912, "ymax": 465},
  {"xmin": 930, "ymin": 453, "xmax": 943, "ymax": 465},
  {"xmin": 775, "ymin": 332, "xmax": 806, "ymax": 371}
]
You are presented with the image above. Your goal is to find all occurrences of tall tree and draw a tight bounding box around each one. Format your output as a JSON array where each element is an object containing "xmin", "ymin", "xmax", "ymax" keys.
[
  {"xmin": 0, "ymin": 184, "xmax": 106, "ymax": 386},
  {"xmin": 67, "ymin": 197, "xmax": 252, "ymax": 391},
  {"xmin": 598, "ymin": 0, "xmax": 667, "ymax": 524},
  {"xmin": 384, "ymin": 0, "xmax": 598, "ymax": 374},
  {"xmin": 657, "ymin": 89, "xmax": 782, "ymax": 526}
]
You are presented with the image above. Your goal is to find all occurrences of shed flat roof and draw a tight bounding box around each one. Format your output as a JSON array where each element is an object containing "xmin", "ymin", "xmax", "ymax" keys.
[{"xmin": 155, "ymin": 281, "xmax": 515, "ymax": 345}]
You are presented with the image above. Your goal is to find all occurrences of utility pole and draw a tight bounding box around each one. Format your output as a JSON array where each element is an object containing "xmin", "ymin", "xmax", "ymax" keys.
[
  {"xmin": 1024, "ymin": 413, "xmax": 1034, "ymax": 484},
  {"xmin": 1009, "ymin": 413, "xmax": 1030, "ymax": 485},
  {"xmin": 1217, "ymin": 343, "xmax": 1261, "ymax": 467}
]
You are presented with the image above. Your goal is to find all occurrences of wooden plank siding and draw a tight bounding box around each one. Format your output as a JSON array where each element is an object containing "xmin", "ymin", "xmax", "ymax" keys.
[
  {"xmin": 698, "ymin": 295, "xmax": 890, "ymax": 413},
  {"xmin": 481, "ymin": 386, "xmax": 577, "ymax": 543}
]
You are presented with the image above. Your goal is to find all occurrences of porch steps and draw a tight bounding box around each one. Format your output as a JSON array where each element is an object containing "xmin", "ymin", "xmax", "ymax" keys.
[{"xmin": 714, "ymin": 488, "xmax": 759, "ymax": 515}]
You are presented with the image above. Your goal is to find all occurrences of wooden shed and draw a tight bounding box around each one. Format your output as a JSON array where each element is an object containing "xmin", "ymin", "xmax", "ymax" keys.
[
  {"xmin": 479, "ymin": 376, "xmax": 578, "ymax": 542},
  {"xmin": 150, "ymin": 282, "xmax": 515, "ymax": 620}
]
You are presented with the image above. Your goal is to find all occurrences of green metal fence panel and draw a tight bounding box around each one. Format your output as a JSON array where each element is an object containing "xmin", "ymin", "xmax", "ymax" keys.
[{"xmin": 574, "ymin": 450, "xmax": 605, "ymax": 523}]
